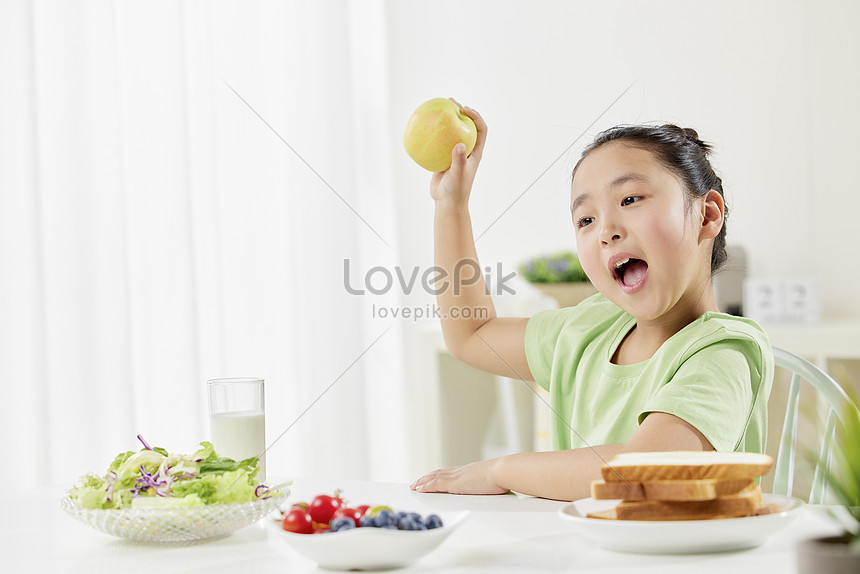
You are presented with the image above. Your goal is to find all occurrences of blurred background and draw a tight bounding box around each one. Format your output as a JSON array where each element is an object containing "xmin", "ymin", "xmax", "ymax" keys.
[{"xmin": 2, "ymin": 0, "xmax": 858, "ymax": 490}]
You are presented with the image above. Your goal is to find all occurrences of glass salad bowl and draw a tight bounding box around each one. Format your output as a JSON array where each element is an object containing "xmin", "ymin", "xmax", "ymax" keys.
[{"xmin": 60, "ymin": 490, "xmax": 287, "ymax": 543}]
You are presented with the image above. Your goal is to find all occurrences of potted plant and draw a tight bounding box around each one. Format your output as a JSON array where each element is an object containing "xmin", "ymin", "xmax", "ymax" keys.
[
  {"xmin": 518, "ymin": 251, "xmax": 597, "ymax": 308},
  {"xmin": 796, "ymin": 400, "xmax": 860, "ymax": 573}
]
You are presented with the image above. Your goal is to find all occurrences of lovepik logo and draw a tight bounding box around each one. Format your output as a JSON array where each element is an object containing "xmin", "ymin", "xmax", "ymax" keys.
[{"xmin": 343, "ymin": 259, "xmax": 516, "ymax": 296}]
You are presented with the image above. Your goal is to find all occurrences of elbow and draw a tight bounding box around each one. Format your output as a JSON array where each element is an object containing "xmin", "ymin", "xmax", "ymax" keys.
[
  {"xmin": 443, "ymin": 337, "xmax": 470, "ymax": 363},
  {"xmin": 439, "ymin": 318, "xmax": 496, "ymax": 366}
]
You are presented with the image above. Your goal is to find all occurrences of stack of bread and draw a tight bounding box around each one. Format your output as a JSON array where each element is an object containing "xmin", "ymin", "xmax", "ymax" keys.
[{"xmin": 588, "ymin": 451, "xmax": 775, "ymax": 521}]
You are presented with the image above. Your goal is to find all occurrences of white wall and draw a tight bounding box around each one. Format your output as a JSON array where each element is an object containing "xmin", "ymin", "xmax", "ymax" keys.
[{"xmin": 384, "ymin": 0, "xmax": 860, "ymax": 322}]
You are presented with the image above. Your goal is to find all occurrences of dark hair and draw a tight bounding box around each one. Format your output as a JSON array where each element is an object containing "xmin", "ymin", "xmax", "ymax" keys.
[{"xmin": 573, "ymin": 124, "xmax": 728, "ymax": 273}]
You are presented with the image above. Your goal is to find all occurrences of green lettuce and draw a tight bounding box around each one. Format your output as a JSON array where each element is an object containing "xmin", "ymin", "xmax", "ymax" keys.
[
  {"xmin": 68, "ymin": 439, "xmax": 273, "ymax": 510},
  {"xmin": 171, "ymin": 469, "xmax": 257, "ymax": 505}
]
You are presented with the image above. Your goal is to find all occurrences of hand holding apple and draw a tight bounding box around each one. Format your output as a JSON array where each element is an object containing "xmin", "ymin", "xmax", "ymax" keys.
[{"xmin": 403, "ymin": 98, "xmax": 478, "ymax": 172}]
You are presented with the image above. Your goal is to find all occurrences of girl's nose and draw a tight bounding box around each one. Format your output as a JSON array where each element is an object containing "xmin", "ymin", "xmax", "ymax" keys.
[{"xmin": 599, "ymin": 222, "xmax": 624, "ymax": 245}]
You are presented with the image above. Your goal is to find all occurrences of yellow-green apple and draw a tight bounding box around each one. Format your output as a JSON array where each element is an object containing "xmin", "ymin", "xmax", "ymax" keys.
[{"xmin": 403, "ymin": 98, "xmax": 477, "ymax": 172}]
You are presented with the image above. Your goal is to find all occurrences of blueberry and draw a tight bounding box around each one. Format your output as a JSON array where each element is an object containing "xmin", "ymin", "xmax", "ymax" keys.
[
  {"xmin": 424, "ymin": 514, "xmax": 443, "ymax": 529},
  {"xmin": 408, "ymin": 512, "xmax": 422, "ymax": 522},
  {"xmin": 374, "ymin": 509, "xmax": 396, "ymax": 527},
  {"xmin": 330, "ymin": 517, "xmax": 355, "ymax": 531},
  {"xmin": 395, "ymin": 511, "xmax": 408, "ymax": 520},
  {"xmin": 359, "ymin": 514, "xmax": 376, "ymax": 527},
  {"xmin": 397, "ymin": 516, "xmax": 416, "ymax": 530}
]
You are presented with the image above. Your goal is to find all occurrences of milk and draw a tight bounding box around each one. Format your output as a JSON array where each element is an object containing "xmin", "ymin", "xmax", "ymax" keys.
[{"xmin": 209, "ymin": 410, "xmax": 266, "ymax": 481}]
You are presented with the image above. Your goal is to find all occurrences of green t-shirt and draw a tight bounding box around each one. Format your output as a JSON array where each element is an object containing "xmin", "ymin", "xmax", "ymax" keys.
[{"xmin": 524, "ymin": 294, "xmax": 774, "ymax": 453}]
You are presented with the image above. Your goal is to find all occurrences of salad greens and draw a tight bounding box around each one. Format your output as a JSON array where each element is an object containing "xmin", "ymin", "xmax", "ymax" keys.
[{"xmin": 69, "ymin": 435, "xmax": 281, "ymax": 510}]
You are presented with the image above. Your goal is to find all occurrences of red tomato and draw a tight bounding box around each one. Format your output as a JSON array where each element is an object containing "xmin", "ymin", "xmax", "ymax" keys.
[
  {"xmin": 308, "ymin": 494, "xmax": 344, "ymax": 524},
  {"xmin": 332, "ymin": 507, "xmax": 362, "ymax": 527},
  {"xmin": 282, "ymin": 508, "xmax": 314, "ymax": 534},
  {"xmin": 355, "ymin": 504, "xmax": 370, "ymax": 517},
  {"xmin": 313, "ymin": 525, "xmax": 331, "ymax": 534}
]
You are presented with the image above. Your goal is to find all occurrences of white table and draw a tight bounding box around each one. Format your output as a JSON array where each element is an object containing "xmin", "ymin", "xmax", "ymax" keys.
[{"xmin": 1, "ymin": 478, "xmax": 845, "ymax": 573}]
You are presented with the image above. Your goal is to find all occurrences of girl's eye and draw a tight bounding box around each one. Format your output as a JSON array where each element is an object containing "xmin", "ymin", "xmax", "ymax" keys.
[
  {"xmin": 576, "ymin": 216, "xmax": 594, "ymax": 229},
  {"xmin": 621, "ymin": 196, "xmax": 641, "ymax": 206}
]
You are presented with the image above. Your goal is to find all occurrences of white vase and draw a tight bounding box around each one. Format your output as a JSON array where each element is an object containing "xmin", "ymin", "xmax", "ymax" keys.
[
  {"xmin": 532, "ymin": 282, "xmax": 598, "ymax": 308},
  {"xmin": 797, "ymin": 535, "xmax": 860, "ymax": 574}
]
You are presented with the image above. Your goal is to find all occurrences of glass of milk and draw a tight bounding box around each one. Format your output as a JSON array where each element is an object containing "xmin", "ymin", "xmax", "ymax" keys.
[{"xmin": 207, "ymin": 377, "xmax": 266, "ymax": 481}]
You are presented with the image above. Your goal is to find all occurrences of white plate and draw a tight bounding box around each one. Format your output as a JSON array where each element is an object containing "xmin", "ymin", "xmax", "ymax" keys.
[
  {"xmin": 559, "ymin": 493, "xmax": 803, "ymax": 554},
  {"xmin": 60, "ymin": 490, "xmax": 287, "ymax": 543},
  {"xmin": 268, "ymin": 510, "xmax": 468, "ymax": 570}
]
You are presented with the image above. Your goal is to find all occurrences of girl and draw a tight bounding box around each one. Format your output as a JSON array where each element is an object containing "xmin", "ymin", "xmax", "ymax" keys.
[{"xmin": 409, "ymin": 100, "xmax": 774, "ymax": 501}]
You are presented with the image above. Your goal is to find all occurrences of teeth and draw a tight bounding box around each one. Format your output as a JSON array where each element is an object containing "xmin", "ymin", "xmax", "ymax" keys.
[{"xmin": 614, "ymin": 258, "xmax": 630, "ymax": 269}]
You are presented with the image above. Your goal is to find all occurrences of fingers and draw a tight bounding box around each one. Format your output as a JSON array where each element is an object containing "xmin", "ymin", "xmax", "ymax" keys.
[
  {"xmin": 463, "ymin": 107, "xmax": 487, "ymax": 157},
  {"xmin": 448, "ymin": 98, "xmax": 487, "ymax": 161},
  {"xmin": 410, "ymin": 471, "xmax": 439, "ymax": 493},
  {"xmin": 411, "ymin": 467, "xmax": 456, "ymax": 493},
  {"xmin": 447, "ymin": 142, "xmax": 467, "ymax": 178}
]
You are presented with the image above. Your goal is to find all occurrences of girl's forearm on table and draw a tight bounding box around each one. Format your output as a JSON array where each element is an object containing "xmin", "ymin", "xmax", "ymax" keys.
[{"xmin": 491, "ymin": 445, "xmax": 629, "ymax": 501}]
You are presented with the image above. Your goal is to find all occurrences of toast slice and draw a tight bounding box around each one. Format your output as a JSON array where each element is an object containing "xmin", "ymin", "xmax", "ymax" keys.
[
  {"xmin": 591, "ymin": 478, "xmax": 755, "ymax": 501},
  {"xmin": 585, "ymin": 508, "xmax": 618, "ymax": 520},
  {"xmin": 607, "ymin": 483, "xmax": 763, "ymax": 521},
  {"xmin": 600, "ymin": 451, "xmax": 773, "ymax": 482}
]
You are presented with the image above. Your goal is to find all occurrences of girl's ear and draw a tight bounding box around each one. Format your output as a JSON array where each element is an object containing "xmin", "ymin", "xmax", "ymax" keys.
[{"xmin": 699, "ymin": 189, "xmax": 724, "ymax": 240}]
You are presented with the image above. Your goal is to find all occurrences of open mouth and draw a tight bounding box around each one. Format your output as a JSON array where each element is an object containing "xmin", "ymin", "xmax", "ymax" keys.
[{"xmin": 613, "ymin": 257, "xmax": 649, "ymax": 288}]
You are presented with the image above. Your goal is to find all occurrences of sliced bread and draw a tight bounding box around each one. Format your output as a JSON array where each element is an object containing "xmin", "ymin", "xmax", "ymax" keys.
[
  {"xmin": 600, "ymin": 451, "xmax": 773, "ymax": 482},
  {"xmin": 594, "ymin": 483, "xmax": 763, "ymax": 521},
  {"xmin": 591, "ymin": 477, "xmax": 756, "ymax": 501}
]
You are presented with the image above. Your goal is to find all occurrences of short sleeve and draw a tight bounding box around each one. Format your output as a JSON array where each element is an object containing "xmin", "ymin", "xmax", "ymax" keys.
[
  {"xmin": 524, "ymin": 309, "xmax": 571, "ymax": 390},
  {"xmin": 640, "ymin": 338, "xmax": 764, "ymax": 452},
  {"xmin": 525, "ymin": 294, "xmax": 628, "ymax": 392}
]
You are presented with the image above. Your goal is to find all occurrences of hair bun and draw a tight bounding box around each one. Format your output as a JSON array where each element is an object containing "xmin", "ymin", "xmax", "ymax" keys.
[
  {"xmin": 660, "ymin": 124, "xmax": 701, "ymax": 143},
  {"xmin": 682, "ymin": 127, "xmax": 700, "ymax": 142},
  {"xmin": 664, "ymin": 125, "xmax": 711, "ymax": 152}
]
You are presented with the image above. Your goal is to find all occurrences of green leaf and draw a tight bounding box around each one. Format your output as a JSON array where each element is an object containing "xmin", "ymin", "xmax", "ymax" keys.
[
  {"xmin": 519, "ymin": 251, "xmax": 589, "ymax": 283},
  {"xmin": 808, "ymin": 398, "xmax": 860, "ymax": 540},
  {"xmin": 108, "ymin": 451, "xmax": 135, "ymax": 472}
]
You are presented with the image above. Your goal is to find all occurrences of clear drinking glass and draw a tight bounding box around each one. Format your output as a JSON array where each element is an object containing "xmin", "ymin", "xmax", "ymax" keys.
[{"xmin": 207, "ymin": 377, "xmax": 266, "ymax": 481}]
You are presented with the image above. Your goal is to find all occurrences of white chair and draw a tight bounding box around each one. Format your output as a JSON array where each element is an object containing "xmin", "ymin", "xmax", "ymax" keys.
[{"xmin": 771, "ymin": 347, "xmax": 859, "ymax": 503}]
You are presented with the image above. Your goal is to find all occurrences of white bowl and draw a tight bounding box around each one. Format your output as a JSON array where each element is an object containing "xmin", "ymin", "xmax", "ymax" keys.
[
  {"xmin": 267, "ymin": 510, "xmax": 468, "ymax": 570},
  {"xmin": 558, "ymin": 493, "xmax": 803, "ymax": 554}
]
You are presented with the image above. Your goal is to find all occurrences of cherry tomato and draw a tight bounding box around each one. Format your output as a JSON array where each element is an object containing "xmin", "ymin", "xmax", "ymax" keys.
[
  {"xmin": 313, "ymin": 525, "xmax": 331, "ymax": 534},
  {"xmin": 308, "ymin": 494, "xmax": 344, "ymax": 524},
  {"xmin": 355, "ymin": 504, "xmax": 370, "ymax": 517},
  {"xmin": 282, "ymin": 508, "xmax": 314, "ymax": 534},
  {"xmin": 332, "ymin": 507, "xmax": 362, "ymax": 527},
  {"xmin": 291, "ymin": 502, "xmax": 308, "ymax": 511}
]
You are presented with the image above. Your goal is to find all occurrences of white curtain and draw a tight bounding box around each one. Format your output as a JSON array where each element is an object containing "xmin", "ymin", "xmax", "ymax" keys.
[{"xmin": 0, "ymin": 0, "xmax": 408, "ymax": 489}]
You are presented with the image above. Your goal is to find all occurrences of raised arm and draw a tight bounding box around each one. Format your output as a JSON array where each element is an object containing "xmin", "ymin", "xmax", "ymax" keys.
[{"xmin": 431, "ymin": 101, "xmax": 532, "ymax": 381}]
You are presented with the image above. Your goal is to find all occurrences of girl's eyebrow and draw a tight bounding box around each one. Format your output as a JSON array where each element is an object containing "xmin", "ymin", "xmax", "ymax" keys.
[
  {"xmin": 570, "ymin": 193, "xmax": 591, "ymax": 214},
  {"xmin": 610, "ymin": 172, "xmax": 650, "ymax": 188},
  {"xmin": 571, "ymin": 173, "xmax": 649, "ymax": 213}
]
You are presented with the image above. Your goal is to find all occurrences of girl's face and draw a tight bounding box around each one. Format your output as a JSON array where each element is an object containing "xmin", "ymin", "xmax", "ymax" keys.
[{"xmin": 570, "ymin": 141, "xmax": 716, "ymax": 324}]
